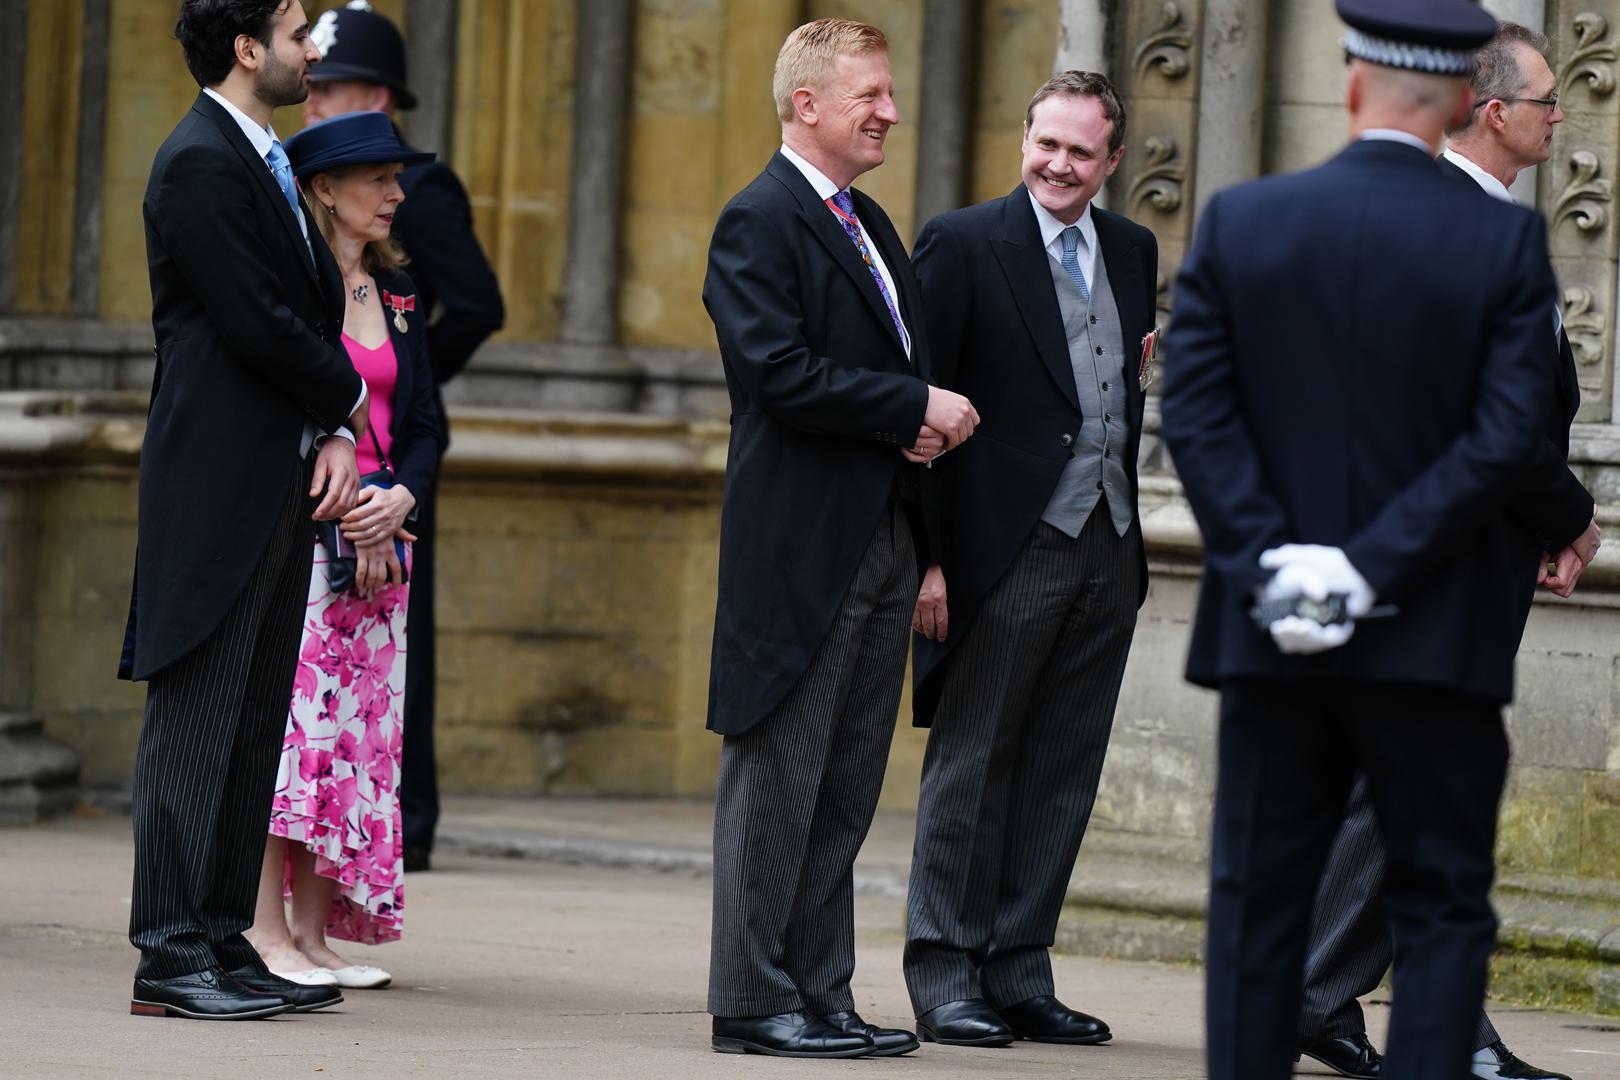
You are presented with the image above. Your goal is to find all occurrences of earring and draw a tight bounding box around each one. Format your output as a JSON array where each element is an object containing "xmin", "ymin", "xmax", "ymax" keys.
[{"xmin": 324, "ymin": 204, "xmax": 336, "ymax": 215}]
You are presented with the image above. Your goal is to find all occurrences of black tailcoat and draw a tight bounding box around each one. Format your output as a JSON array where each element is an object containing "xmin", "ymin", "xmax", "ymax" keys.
[
  {"xmin": 1435, "ymin": 153, "xmax": 1592, "ymax": 558},
  {"xmin": 120, "ymin": 92, "xmax": 363, "ymax": 681},
  {"xmin": 703, "ymin": 152, "xmax": 932, "ymax": 736},
  {"xmin": 909, "ymin": 186, "xmax": 1157, "ymax": 725},
  {"xmin": 1162, "ymin": 139, "xmax": 1559, "ymax": 704}
]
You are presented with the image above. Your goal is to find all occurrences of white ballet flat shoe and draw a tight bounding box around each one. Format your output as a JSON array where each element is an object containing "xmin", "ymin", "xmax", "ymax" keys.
[
  {"xmin": 269, "ymin": 967, "xmax": 340, "ymax": 986},
  {"xmin": 324, "ymin": 964, "xmax": 392, "ymax": 989}
]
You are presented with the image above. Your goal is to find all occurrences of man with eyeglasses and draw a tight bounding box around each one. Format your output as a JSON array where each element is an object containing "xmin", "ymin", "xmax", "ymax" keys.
[{"xmin": 1294, "ymin": 22, "xmax": 1591, "ymax": 1080}]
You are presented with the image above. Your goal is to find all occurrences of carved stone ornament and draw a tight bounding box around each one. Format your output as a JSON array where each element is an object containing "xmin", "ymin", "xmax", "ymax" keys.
[
  {"xmin": 1128, "ymin": 135, "xmax": 1186, "ymax": 215},
  {"xmin": 1134, "ymin": 2, "xmax": 1193, "ymax": 82},
  {"xmin": 1558, "ymin": 13, "xmax": 1617, "ymax": 101},
  {"xmin": 1553, "ymin": 150, "xmax": 1612, "ymax": 234},
  {"xmin": 1562, "ymin": 286, "xmax": 1606, "ymax": 367}
]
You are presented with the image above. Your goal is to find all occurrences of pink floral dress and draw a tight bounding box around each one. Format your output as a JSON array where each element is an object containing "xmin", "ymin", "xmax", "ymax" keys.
[{"xmin": 269, "ymin": 333, "xmax": 408, "ymax": 945}]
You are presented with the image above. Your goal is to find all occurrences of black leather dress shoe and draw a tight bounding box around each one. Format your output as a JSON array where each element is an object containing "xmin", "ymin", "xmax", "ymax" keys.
[
  {"xmin": 995, "ymin": 995, "xmax": 1112, "ymax": 1045},
  {"xmin": 916, "ymin": 999, "xmax": 1016, "ymax": 1047},
  {"xmin": 712, "ymin": 1011, "xmax": 874, "ymax": 1057},
  {"xmin": 1296, "ymin": 1032, "xmax": 1383, "ymax": 1078},
  {"xmin": 819, "ymin": 1011, "xmax": 919, "ymax": 1057},
  {"xmin": 226, "ymin": 965, "xmax": 344, "ymax": 1013},
  {"xmin": 130, "ymin": 967, "xmax": 294, "ymax": 1020},
  {"xmin": 1470, "ymin": 1040, "xmax": 1572, "ymax": 1080}
]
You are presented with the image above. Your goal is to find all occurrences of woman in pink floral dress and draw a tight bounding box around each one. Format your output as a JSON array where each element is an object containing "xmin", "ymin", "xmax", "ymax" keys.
[{"xmin": 244, "ymin": 114, "xmax": 440, "ymax": 991}]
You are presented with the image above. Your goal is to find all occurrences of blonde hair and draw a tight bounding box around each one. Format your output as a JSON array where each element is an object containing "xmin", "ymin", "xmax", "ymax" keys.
[
  {"xmin": 772, "ymin": 18, "xmax": 889, "ymax": 123},
  {"xmin": 307, "ymin": 166, "xmax": 408, "ymax": 275}
]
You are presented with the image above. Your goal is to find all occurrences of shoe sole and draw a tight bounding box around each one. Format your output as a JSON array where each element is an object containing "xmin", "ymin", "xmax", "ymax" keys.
[
  {"xmin": 1295, "ymin": 1050, "xmax": 1378, "ymax": 1080},
  {"xmin": 711, "ymin": 1037, "xmax": 872, "ymax": 1058},
  {"xmin": 130, "ymin": 999, "xmax": 293, "ymax": 1021},
  {"xmin": 871, "ymin": 1040, "xmax": 921, "ymax": 1057},
  {"xmin": 291, "ymin": 994, "xmax": 345, "ymax": 1013},
  {"xmin": 1012, "ymin": 1031, "xmax": 1113, "ymax": 1046},
  {"xmin": 918, "ymin": 1028, "xmax": 1015, "ymax": 1047}
]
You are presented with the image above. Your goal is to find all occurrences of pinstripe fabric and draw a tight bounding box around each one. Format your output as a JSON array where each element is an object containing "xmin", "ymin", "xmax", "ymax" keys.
[
  {"xmin": 1206, "ymin": 680, "xmax": 1508, "ymax": 1080},
  {"xmin": 709, "ymin": 503, "xmax": 916, "ymax": 1018},
  {"xmin": 1301, "ymin": 776, "xmax": 1502, "ymax": 1050},
  {"xmin": 129, "ymin": 455, "xmax": 316, "ymax": 979},
  {"xmin": 905, "ymin": 509, "xmax": 1139, "ymax": 1014}
]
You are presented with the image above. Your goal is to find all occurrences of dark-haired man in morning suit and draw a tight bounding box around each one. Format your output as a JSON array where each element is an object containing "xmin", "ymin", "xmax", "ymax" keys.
[
  {"xmin": 703, "ymin": 17, "xmax": 979, "ymax": 1060},
  {"xmin": 903, "ymin": 71, "xmax": 1155, "ymax": 1049},
  {"xmin": 1297, "ymin": 22, "xmax": 1595, "ymax": 1080},
  {"xmin": 119, "ymin": 0, "xmax": 368, "ymax": 1021},
  {"xmin": 1162, "ymin": 0, "xmax": 1567, "ymax": 1075}
]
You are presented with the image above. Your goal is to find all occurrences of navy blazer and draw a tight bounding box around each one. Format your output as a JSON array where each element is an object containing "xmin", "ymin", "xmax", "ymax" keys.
[
  {"xmin": 121, "ymin": 92, "xmax": 362, "ymax": 681},
  {"xmin": 702, "ymin": 152, "xmax": 933, "ymax": 736},
  {"xmin": 1162, "ymin": 138, "xmax": 1558, "ymax": 704},
  {"xmin": 909, "ymin": 187, "xmax": 1157, "ymax": 726},
  {"xmin": 369, "ymin": 266, "xmax": 442, "ymax": 505}
]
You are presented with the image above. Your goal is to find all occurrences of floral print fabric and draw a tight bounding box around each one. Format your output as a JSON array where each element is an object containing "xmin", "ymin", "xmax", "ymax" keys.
[{"xmin": 269, "ymin": 538, "xmax": 409, "ymax": 945}]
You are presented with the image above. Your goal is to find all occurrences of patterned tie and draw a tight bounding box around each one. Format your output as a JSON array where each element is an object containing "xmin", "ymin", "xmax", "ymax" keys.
[
  {"xmin": 827, "ymin": 190, "xmax": 906, "ymax": 346},
  {"xmin": 265, "ymin": 139, "xmax": 301, "ymax": 217},
  {"xmin": 1060, "ymin": 225, "xmax": 1091, "ymax": 301}
]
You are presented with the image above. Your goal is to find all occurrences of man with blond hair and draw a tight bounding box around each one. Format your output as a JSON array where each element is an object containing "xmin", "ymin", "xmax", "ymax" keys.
[{"xmin": 702, "ymin": 16, "xmax": 978, "ymax": 1059}]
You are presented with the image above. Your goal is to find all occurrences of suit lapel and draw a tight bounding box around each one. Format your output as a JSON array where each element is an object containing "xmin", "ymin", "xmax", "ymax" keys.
[
  {"xmin": 766, "ymin": 154, "xmax": 908, "ymax": 361},
  {"xmin": 1095, "ymin": 208, "xmax": 1146, "ymax": 421},
  {"xmin": 992, "ymin": 187, "xmax": 1080, "ymax": 411},
  {"xmin": 193, "ymin": 93, "xmax": 322, "ymax": 295}
]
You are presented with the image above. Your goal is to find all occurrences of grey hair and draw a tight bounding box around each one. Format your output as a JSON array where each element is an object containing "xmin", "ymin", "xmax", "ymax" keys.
[{"xmin": 1448, "ymin": 22, "xmax": 1551, "ymax": 135}]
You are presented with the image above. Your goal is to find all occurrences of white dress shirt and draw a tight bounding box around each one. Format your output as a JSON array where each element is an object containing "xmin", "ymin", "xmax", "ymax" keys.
[
  {"xmin": 1028, "ymin": 190, "xmax": 1098, "ymax": 285},
  {"xmin": 779, "ymin": 143, "xmax": 911, "ymax": 358},
  {"xmin": 202, "ymin": 87, "xmax": 362, "ymax": 453}
]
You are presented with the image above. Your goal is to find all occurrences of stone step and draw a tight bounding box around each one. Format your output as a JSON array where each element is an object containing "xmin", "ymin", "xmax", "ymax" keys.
[{"xmin": 0, "ymin": 711, "xmax": 81, "ymax": 824}]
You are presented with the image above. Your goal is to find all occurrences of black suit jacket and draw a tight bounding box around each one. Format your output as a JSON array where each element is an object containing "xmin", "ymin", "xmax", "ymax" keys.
[
  {"xmin": 395, "ymin": 144, "xmax": 505, "ymax": 455},
  {"xmin": 370, "ymin": 266, "xmax": 442, "ymax": 502},
  {"xmin": 909, "ymin": 187, "xmax": 1157, "ymax": 726},
  {"xmin": 1162, "ymin": 138, "xmax": 1559, "ymax": 704},
  {"xmin": 702, "ymin": 152, "xmax": 933, "ymax": 736},
  {"xmin": 119, "ymin": 91, "xmax": 363, "ymax": 681},
  {"xmin": 1435, "ymin": 153, "xmax": 1592, "ymax": 556}
]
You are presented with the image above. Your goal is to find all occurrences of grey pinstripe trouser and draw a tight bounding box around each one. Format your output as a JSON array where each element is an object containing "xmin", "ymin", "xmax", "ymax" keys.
[
  {"xmin": 128, "ymin": 454, "xmax": 315, "ymax": 980},
  {"xmin": 708, "ymin": 503, "xmax": 916, "ymax": 1018},
  {"xmin": 1301, "ymin": 775, "xmax": 1501, "ymax": 1050},
  {"xmin": 904, "ymin": 509, "xmax": 1139, "ymax": 1015}
]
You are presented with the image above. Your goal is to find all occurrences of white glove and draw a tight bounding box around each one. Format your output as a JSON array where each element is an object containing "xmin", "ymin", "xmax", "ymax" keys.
[
  {"xmin": 1256, "ymin": 544, "xmax": 1375, "ymax": 656},
  {"xmin": 1258, "ymin": 544, "xmax": 1375, "ymax": 617}
]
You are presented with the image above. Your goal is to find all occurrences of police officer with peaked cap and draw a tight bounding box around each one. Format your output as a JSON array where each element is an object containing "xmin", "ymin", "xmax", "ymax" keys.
[
  {"xmin": 306, "ymin": 1, "xmax": 506, "ymax": 873},
  {"xmin": 1161, "ymin": 1, "xmax": 1558, "ymax": 1077}
]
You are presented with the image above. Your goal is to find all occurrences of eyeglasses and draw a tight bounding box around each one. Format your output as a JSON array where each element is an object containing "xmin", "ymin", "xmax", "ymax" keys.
[{"xmin": 1474, "ymin": 94, "xmax": 1559, "ymax": 110}]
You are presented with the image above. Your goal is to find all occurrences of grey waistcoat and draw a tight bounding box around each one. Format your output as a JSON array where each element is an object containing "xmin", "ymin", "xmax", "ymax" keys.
[{"xmin": 1041, "ymin": 245, "xmax": 1135, "ymax": 538}]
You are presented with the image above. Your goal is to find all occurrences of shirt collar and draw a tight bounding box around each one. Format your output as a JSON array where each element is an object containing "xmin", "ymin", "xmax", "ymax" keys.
[
  {"xmin": 1440, "ymin": 146, "xmax": 1515, "ymax": 203},
  {"xmin": 1358, "ymin": 128, "xmax": 1437, "ymax": 157},
  {"xmin": 779, "ymin": 142, "xmax": 843, "ymax": 202},
  {"xmin": 1027, "ymin": 187, "xmax": 1095, "ymax": 254},
  {"xmin": 203, "ymin": 86, "xmax": 278, "ymax": 160}
]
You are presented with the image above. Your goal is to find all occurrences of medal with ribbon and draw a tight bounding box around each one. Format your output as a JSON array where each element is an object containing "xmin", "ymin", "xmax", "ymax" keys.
[
  {"xmin": 382, "ymin": 290, "xmax": 415, "ymax": 333},
  {"xmin": 1139, "ymin": 326, "xmax": 1160, "ymax": 392}
]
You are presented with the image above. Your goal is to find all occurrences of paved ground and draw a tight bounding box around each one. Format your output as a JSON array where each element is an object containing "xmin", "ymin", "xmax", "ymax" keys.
[{"xmin": 3, "ymin": 811, "xmax": 1619, "ymax": 1079}]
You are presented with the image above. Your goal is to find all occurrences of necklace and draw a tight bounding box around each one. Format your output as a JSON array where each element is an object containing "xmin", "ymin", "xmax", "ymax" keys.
[{"xmin": 351, "ymin": 282, "xmax": 370, "ymax": 304}]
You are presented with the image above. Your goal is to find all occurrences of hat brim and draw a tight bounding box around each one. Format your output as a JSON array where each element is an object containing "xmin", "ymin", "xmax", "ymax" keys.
[
  {"xmin": 293, "ymin": 149, "xmax": 436, "ymax": 181},
  {"xmin": 306, "ymin": 63, "xmax": 419, "ymax": 110}
]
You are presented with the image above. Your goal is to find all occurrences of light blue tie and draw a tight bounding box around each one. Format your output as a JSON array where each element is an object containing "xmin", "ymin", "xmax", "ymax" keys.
[
  {"xmin": 1060, "ymin": 225, "xmax": 1090, "ymax": 302},
  {"xmin": 265, "ymin": 139, "xmax": 300, "ymax": 216}
]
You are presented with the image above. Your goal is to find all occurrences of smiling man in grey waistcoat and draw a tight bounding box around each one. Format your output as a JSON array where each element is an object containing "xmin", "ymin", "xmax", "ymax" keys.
[{"xmin": 903, "ymin": 70, "xmax": 1157, "ymax": 1049}]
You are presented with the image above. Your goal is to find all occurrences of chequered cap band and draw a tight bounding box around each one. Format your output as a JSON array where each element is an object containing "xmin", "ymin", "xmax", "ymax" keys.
[{"xmin": 1342, "ymin": 27, "xmax": 1475, "ymax": 75}]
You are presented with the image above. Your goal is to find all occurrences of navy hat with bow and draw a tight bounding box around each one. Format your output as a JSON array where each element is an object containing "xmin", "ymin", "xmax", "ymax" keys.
[
  {"xmin": 284, "ymin": 111, "xmax": 434, "ymax": 182},
  {"xmin": 1337, "ymin": 0, "xmax": 1498, "ymax": 75},
  {"xmin": 307, "ymin": 1, "xmax": 417, "ymax": 110}
]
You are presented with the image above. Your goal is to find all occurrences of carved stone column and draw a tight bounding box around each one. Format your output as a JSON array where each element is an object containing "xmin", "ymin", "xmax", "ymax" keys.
[
  {"xmin": 1547, "ymin": 5, "xmax": 1619, "ymax": 421},
  {"xmin": 914, "ymin": 0, "xmax": 980, "ymax": 234},
  {"xmin": 0, "ymin": 0, "xmax": 26, "ymax": 315},
  {"xmin": 1057, "ymin": 0, "xmax": 1110, "ymax": 74},
  {"xmin": 1192, "ymin": 0, "xmax": 1268, "ymax": 216},
  {"xmin": 560, "ymin": 0, "xmax": 634, "ymax": 349},
  {"xmin": 402, "ymin": 0, "xmax": 458, "ymax": 154}
]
